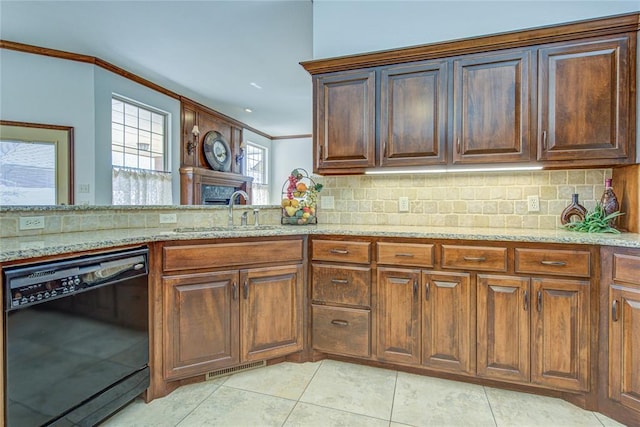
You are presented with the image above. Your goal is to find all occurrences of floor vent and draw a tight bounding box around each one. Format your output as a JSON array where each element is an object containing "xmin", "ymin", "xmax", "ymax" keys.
[{"xmin": 205, "ymin": 360, "xmax": 266, "ymax": 381}]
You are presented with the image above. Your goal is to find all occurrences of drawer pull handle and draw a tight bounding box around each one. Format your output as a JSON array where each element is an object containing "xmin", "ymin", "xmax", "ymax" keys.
[
  {"xmin": 537, "ymin": 290, "xmax": 542, "ymax": 312},
  {"xmin": 542, "ymin": 130, "xmax": 547, "ymax": 150},
  {"xmin": 331, "ymin": 319, "xmax": 349, "ymax": 327},
  {"xmin": 413, "ymin": 280, "xmax": 418, "ymax": 298},
  {"xmin": 425, "ymin": 283, "xmax": 430, "ymax": 301},
  {"xmin": 330, "ymin": 249, "xmax": 349, "ymax": 255},
  {"xmin": 232, "ymin": 282, "xmax": 238, "ymax": 301},
  {"xmin": 523, "ymin": 290, "xmax": 528, "ymax": 311},
  {"xmin": 395, "ymin": 253, "xmax": 415, "ymax": 258},
  {"xmin": 463, "ymin": 256, "xmax": 486, "ymax": 262},
  {"xmin": 456, "ymin": 137, "xmax": 461, "ymax": 154},
  {"xmin": 612, "ymin": 300, "xmax": 619, "ymax": 322},
  {"xmin": 243, "ymin": 280, "xmax": 249, "ymax": 300},
  {"xmin": 331, "ymin": 279, "xmax": 349, "ymax": 285},
  {"xmin": 540, "ymin": 260, "xmax": 567, "ymax": 266}
]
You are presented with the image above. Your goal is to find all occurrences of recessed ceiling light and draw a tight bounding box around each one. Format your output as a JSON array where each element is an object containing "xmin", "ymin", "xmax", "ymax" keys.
[
  {"xmin": 249, "ymin": 82, "xmax": 262, "ymax": 89},
  {"xmin": 244, "ymin": 108, "xmax": 253, "ymax": 113}
]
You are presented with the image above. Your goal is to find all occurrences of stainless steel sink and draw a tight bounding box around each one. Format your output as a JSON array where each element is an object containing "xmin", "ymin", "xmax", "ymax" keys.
[{"xmin": 172, "ymin": 225, "xmax": 282, "ymax": 233}]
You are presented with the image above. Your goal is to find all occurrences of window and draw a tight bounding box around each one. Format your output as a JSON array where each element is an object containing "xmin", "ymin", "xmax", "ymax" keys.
[
  {"xmin": 111, "ymin": 96, "xmax": 172, "ymax": 205},
  {"xmin": 0, "ymin": 121, "xmax": 73, "ymax": 206},
  {"xmin": 244, "ymin": 142, "xmax": 269, "ymax": 204}
]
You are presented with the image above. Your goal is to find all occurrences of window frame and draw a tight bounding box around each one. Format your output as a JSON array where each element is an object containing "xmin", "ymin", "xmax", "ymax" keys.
[{"xmin": 111, "ymin": 94, "xmax": 170, "ymax": 173}]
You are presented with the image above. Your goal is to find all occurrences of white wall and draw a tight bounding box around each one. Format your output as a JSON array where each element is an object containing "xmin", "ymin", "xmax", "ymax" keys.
[
  {"xmin": 0, "ymin": 50, "xmax": 96, "ymax": 204},
  {"xmin": 94, "ymin": 68, "xmax": 180, "ymax": 204},
  {"xmin": 313, "ymin": 1, "xmax": 640, "ymax": 58},
  {"xmin": 0, "ymin": 50, "xmax": 181, "ymax": 205},
  {"xmin": 271, "ymin": 137, "xmax": 313, "ymax": 204}
]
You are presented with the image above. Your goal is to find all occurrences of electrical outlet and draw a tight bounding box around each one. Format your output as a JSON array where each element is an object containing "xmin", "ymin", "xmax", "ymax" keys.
[
  {"xmin": 19, "ymin": 216, "xmax": 45, "ymax": 230},
  {"xmin": 320, "ymin": 196, "xmax": 334, "ymax": 210},
  {"xmin": 399, "ymin": 197, "xmax": 409, "ymax": 212},
  {"xmin": 527, "ymin": 195, "xmax": 540, "ymax": 212},
  {"xmin": 159, "ymin": 213, "xmax": 177, "ymax": 224},
  {"xmin": 79, "ymin": 184, "xmax": 90, "ymax": 193}
]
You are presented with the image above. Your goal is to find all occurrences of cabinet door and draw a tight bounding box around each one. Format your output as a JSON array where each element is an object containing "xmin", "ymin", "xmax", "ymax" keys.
[
  {"xmin": 380, "ymin": 60, "xmax": 448, "ymax": 167},
  {"xmin": 453, "ymin": 49, "xmax": 531, "ymax": 164},
  {"xmin": 537, "ymin": 36, "xmax": 631, "ymax": 163},
  {"xmin": 422, "ymin": 271, "xmax": 474, "ymax": 374},
  {"xmin": 609, "ymin": 284, "xmax": 640, "ymax": 412},
  {"xmin": 315, "ymin": 70, "xmax": 376, "ymax": 172},
  {"xmin": 377, "ymin": 267, "xmax": 421, "ymax": 364},
  {"xmin": 477, "ymin": 275, "xmax": 530, "ymax": 383},
  {"xmin": 240, "ymin": 264, "xmax": 303, "ymax": 362},
  {"xmin": 531, "ymin": 278, "xmax": 590, "ymax": 391},
  {"xmin": 163, "ymin": 271, "xmax": 239, "ymax": 380}
]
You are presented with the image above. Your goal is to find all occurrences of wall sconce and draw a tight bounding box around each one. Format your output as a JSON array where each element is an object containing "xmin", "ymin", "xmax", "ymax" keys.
[
  {"xmin": 235, "ymin": 140, "xmax": 246, "ymax": 166},
  {"xmin": 187, "ymin": 125, "xmax": 200, "ymax": 155}
]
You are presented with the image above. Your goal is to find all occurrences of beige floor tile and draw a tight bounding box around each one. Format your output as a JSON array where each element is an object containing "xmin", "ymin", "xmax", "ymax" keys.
[
  {"xmin": 392, "ymin": 372, "xmax": 495, "ymax": 427},
  {"xmin": 101, "ymin": 379, "xmax": 223, "ymax": 427},
  {"xmin": 299, "ymin": 360, "xmax": 397, "ymax": 420},
  {"xmin": 222, "ymin": 361, "xmax": 321, "ymax": 400},
  {"xmin": 593, "ymin": 411, "xmax": 627, "ymax": 427},
  {"xmin": 177, "ymin": 385, "xmax": 296, "ymax": 426},
  {"xmin": 485, "ymin": 386, "xmax": 603, "ymax": 427},
  {"xmin": 284, "ymin": 402, "xmax": 389, "ymax": 426}
]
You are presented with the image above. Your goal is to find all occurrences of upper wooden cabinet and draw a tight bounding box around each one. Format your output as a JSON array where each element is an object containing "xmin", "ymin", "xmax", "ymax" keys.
[
  {"xmin": 537, "ymin": 36, "xmax": 634, "ymax": 166},
  {"xmin": 380, "ymin": 60, "xmax": 448, "ymax": 167},
  {"xmin": 453, "ymin": 49, "xmax": 532, "ymax": 164},
  {"xmin": 302, "ymin": 13, "xmax": 638, "ymax": 174},
  {"xmin": 315, "ymin": 70, "xmax": 376, "ymax": 173}
]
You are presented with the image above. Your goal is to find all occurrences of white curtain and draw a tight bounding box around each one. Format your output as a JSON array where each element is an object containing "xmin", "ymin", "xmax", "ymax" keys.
[
  {"xmin": 112, "ymin": 166, "xmax": 172, "ymax": 205},
  {"xmin": 252, "ymin": 183, "xmax": 270, "ymax": 205}
]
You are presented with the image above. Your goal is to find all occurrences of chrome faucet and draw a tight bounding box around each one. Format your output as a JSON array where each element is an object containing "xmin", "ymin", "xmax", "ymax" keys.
[{"xmin": 228, "ymin": 190, "xmax": 249, "ymax": 226}]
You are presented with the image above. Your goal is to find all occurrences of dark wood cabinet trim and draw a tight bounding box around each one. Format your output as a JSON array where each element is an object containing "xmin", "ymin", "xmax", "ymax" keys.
[{"xmin": 301, "ymin": 13, "xmax": 640, "ymax": 74}]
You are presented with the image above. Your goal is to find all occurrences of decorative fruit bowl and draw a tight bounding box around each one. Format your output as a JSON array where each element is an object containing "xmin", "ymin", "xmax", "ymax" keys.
[{"xmin": 281, "ymin": 168, "xmax": 323, "ymax": 225}]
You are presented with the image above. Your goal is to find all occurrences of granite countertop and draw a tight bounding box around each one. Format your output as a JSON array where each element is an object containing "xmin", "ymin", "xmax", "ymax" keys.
[{"xmin": 1, "ymin": 224, "xmax": 640, "ymax": 263}]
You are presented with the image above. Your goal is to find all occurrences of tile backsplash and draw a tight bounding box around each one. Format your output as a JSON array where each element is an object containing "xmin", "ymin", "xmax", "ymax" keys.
[
  {"xmin": 314, "ymin": 169, "xmax": 612, "ymax": 229},
  {"xmin": 1, "ymin": 168, "xmax": 615, "ymax": 237}
]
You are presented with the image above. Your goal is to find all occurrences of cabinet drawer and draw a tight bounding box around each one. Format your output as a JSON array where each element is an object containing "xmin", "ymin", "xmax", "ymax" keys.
[
  {"xmin": 312, "ymin": 305, "xmax": 370, "ymax": 358},
  {"xmin": 377, "ymin": 242, "xmax": 434, "ymax": 267},
  {"xmin": 613, "ymin": 252, "xmax": 640, "ymax": 285},
  {"xmin": 163, "ymin": 239, "xmax": 303, "ymax": 272},
  {"xmin": 312, "ymin": 239, "xmax": 371, "ymax": 264},
  {"xmin": 442, "ymin": 245, "xmax": 507, "ymax": 272},
  {"xmin": 312, "ymin": 264, "xmax": 371, "ymax": 307},
  {"xmin": 515, "ymin": 248, "xmax": 590, "ymax": 277}
]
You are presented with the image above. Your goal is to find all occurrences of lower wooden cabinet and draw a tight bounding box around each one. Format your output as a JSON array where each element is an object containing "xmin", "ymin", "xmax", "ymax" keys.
[
  {"xmin": 422, "ymin": 271, "xmax": 474, "ymax": 374},
  {"xmin": 477, "ymin": 275, "xmax": 530, "ymax": 383},
  {"xmin": 531, "ymin": 277, "xmax": 590, "ymax": 392},
  {"xmin": 161, "ymin": 238, "xmax": 305, "ymax": 382},
  {"xmin": 163, "ymin": 271, "xmax": 239, "ymax": 380},
  {"xmin": 377, "ymin": 267, "xmax": 421, "ymax": 364},
  {"xmin": 608, "ymin": 284, "xmax": 640, "ymax": 413},
  {"xmin": 240, "ymin": 265, "xmax": 304, "ymax": 362},
  {"xmin": 477, "ymin": 275, "xmax": 590, "ymax": 392}
]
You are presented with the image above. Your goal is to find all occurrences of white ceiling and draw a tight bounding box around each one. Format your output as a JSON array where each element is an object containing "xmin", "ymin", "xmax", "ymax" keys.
[{"xmin": 0, "ymin": 0, "xmax": 314, "ymax": 138}]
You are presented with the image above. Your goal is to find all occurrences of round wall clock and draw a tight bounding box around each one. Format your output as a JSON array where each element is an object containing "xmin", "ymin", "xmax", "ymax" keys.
[{"xmin": 203, "ymin": 131, "xmax": 232, "ymax": 172}]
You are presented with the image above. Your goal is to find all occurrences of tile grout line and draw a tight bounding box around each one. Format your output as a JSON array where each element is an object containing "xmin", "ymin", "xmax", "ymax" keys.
[
  {"xmin": 389, "ymin": 369, "xmax": 399, "ymax": 427},
  {"xmin": 279, "ymin": 359, "xmax": 326, "ymax": 426},
  {"xmin": 482, "ymin": 386, "xmax": 499, "ymax": 427},
  {"xmin": 174, "ymin": 378, "xmax": 229, "ymax": 427}
]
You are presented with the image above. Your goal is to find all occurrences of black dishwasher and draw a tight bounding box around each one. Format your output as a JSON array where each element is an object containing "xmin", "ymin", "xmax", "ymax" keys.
[{"xmin": 3, "ymin": 247, "xmax": 150, "ymax": 427}]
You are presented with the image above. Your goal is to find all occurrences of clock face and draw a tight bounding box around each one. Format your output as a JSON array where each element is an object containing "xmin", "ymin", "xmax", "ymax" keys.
[{"xmin": 203, "ymin": 131, "xmax": 232, "ymax": 172}]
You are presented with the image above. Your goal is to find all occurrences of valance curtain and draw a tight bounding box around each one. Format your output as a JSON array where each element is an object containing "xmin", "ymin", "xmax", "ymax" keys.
[{"xmin": 112, "ymin": 166, "xmax": 172, "ymax": 205}]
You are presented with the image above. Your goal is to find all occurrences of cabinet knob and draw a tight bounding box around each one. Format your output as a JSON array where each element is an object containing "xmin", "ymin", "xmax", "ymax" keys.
[
  {"xmin": 612, "ymin": 299, "xmax": 619, "ymax": 322},
  {"xmin": 542, "ymin": 130, "xmax": 547, "ymax": 150},
  {"xmin": 232, "ymin": 282, "xmax": 238, "ymax": 300},
  {"xmin": 456, "ymin": 137, "xmax": 461, "ymax": 154},
  {"xmin": 523, "ymin": 290, "xmax": 529, "ymax": 311},
  {"xmin": 243, "ymin": 280, "xmax": 249, "ymax": 299},
  {"xmin": 425, "ymin": 282, "xmax": 430, "ymax": 301},
  {"xmin": 413, "ymin": 280, "xmax": 418, "ymax": 298}
]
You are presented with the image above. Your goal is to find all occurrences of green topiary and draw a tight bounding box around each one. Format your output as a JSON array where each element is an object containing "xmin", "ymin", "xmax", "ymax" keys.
[{"xmin": 563, "ymin": 203, "xmax": 624, "ymax": 234}]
